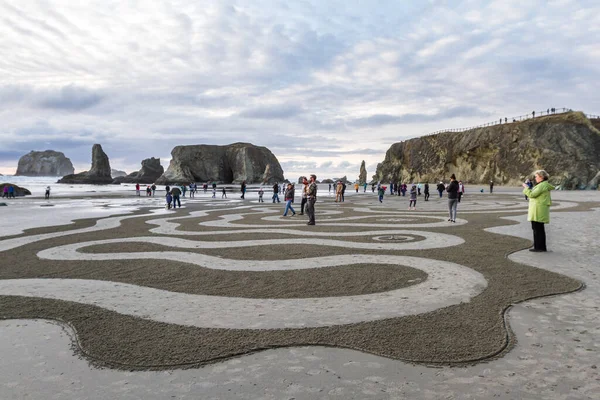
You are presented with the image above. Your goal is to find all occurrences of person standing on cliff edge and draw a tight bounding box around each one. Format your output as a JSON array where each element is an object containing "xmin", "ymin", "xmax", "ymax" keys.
[{"xmin": 305, "ymin": 174, "xmax": 317, "ymax": 225}]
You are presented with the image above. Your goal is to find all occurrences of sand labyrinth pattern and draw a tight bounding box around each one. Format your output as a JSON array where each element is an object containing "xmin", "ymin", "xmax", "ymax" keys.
[{"xmin": 0, "ymin": 194, "xmax": 585, "ymax": 369}]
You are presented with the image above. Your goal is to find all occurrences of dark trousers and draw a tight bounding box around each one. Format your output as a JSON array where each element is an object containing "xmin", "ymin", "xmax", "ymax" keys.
[
  {"xmin": 173, "ymin": 195, "xmax": 181, "ymax": 208},
  {"xmin": 306, "ymin": 198, "xmax": 316, "ymax": 225},
  {"xmin": 300, "ymin": 197, "xmax": 307, "ymax": 214},
  {"xmin": 531, "ymin": 221, "xmax": 547, "ymax": 251},
  {"xmin": 458, "ymin": 192, "xmax": 462, "ymax": 203},
  {"xmin": 424, "ymin": 191, "xmax": 429, "ymax": 201}
]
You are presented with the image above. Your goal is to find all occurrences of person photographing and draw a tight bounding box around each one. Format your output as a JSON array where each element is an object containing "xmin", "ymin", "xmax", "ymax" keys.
[{"xmin": 522, "ymin": 170, "xmax": 554, "ymax": 252}]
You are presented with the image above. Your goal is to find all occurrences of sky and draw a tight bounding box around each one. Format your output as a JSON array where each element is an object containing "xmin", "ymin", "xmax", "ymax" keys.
[{"xmin": 1, "ymin": 0, "xmax": 599, "ymax": 180}]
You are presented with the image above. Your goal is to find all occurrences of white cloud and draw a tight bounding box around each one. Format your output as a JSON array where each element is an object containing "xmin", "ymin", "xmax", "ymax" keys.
[{"xmin": 1, "ymin": 0, "xmax": 599, "ymax": 178}]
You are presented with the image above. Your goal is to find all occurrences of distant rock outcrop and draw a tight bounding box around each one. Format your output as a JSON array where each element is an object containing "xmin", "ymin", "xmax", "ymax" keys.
[
  {"xmin": 112, "ymin": 158, "xmax": 164, "ymax": 184},
  {"xmin": 111, "ymin": 169, "xmax": 127, "ymax": 178},
  {"xmin": 155, "ymin": 143, "xmax": 284, "ymax": 185},
  {"xmin": 0, "ymin": 183, "xmax": 31, "ymax": 196},
  {"xmin": 375, "ymin": 112, "xmax": 600, "ymax": 189},
  {"xmin": 359, "ymin": 161, "xmax": 367, "ymax": 184},
  {"xmin": 16, "ymin": 150, "xmax": 74, "ymax": 177},
  {"xmin": 58, "ymin": 144, "xmax": 113, "ymax": 184}
]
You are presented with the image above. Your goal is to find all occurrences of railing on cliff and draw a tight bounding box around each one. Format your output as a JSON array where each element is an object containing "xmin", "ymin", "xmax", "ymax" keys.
[{"xmin": 425, "ymin": 108, "xmax": 600, "ymax": 136}]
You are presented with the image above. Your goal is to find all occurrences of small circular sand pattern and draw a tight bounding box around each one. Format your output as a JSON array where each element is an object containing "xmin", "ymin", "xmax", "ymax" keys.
[{"xmin": 0, "ymin": 194, "xmax": 587, "ymax": 369}]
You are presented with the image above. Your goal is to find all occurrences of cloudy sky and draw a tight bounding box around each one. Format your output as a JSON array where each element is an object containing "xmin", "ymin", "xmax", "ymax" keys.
[{"xmin": 1, "ymin": 0, "xmax": 599, "ymax": 180}]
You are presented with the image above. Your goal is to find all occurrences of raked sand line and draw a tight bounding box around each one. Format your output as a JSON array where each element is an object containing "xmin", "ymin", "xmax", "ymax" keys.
[
  {"xmin": 0, "ymin": 208, "xmax": 170, "ymax": 253},
  {"xmin": 36, "ymin": 231, "xmax": 464, "ymax": 264},
  {"xmin": 199, "ymin": 213, "xmax": 468, "ymax": 228},
  {"xmin": 0, "ymin": 256, "xmax": 487, "ymax": 329}
]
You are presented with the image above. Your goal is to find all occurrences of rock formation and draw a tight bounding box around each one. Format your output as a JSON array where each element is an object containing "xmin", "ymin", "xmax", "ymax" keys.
[
  {"xmin": 111, "ymin": 169, "xmax": 127, "ymax": 178},
  {"xmin": 58, "ymin": 144, "xmax": 113, "ymax": 184},
  {"xmin": 112, "ymin": 158, "xmax": 164, "ymax": 184},
  {"xmin": 0, "ymin": 183, "xmax": 31, "ymax": 196},
  {"xmin": 359, "ymin": 161, "xmax": 367, "ymax": 184},
  {"xmin": 261, "ymin": 164, "xmax": 280, "ymax": 184},
  {"xmin": 155, "ymin": 143, "xmax": 284, "ymax": 185},
  {"xmin": 16, "ymin": 150, "xmax": 74, "ymax": 176},
  {"xmin": 375, "ymin": 112, "xmax": 600, "ymax": 189}
]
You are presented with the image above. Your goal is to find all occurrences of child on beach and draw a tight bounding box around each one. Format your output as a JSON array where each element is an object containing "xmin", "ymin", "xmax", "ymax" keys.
[
  {"xmin": 409, "ymin": 184, "xmax": 417, "ymax": 210},
  {"xmin": 212, "ymin": 187, "xmax": 216, "ymax": 198},
  {"xmin": 166, "ymin": 192, "xmax": 173, "ymax": 209},
  {"xmin": 258, "ymin": 187, "xmax": 264, "ymax": 202},
  {"xmin": 378, "ymin": 186, "xmax": 385, "ymax": 203}
]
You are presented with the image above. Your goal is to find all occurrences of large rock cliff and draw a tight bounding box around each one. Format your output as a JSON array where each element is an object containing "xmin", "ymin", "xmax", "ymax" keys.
[
  {"xmin": 16, "ymin": 150, "xmax": 74, "ymax": 176},
  {"xmin": 375, "ymin": 112, "xmax": 600, "ymax": 189},
  {"xmin": 155, "ymin": 143, "xmax": 284, "ymax": 184},
  {"xmin": 112, "ymin": 157, "xmax": 164, "ymax": 184},
  {"xmin": 58, "ymin": 144, "xmax": 113, "ymax": 184}
]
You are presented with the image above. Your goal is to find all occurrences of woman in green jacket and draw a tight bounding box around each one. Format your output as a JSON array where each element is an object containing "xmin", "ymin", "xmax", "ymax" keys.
[{"xmin": 522, "ymin": 170, "xmax": 554, "ymax": 252}]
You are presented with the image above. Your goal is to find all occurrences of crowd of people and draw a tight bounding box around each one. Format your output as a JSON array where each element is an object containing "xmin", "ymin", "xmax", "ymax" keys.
[{"xmin": 127, "ymin": 170, "xmax": 554, "ymax": 243}]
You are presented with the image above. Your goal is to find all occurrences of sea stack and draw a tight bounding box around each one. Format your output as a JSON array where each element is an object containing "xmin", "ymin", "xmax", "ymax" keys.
[{"xmin": 58, "ymin": 144, "xmax": 113, "ymax": 184}]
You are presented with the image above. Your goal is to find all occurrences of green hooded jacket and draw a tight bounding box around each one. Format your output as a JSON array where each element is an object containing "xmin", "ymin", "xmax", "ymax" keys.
[{"xmin": 523, "ymin": 181, "xmax": 555, "ymax": 223}]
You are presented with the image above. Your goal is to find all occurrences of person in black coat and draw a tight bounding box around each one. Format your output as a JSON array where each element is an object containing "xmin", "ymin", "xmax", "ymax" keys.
[
  {"xmin": 446, "ymin": 174, "xmax": 459, "ymax": 222},
  {"xmin": 436, "ymin": 181, "xmax": 445, "ymax": 198}
]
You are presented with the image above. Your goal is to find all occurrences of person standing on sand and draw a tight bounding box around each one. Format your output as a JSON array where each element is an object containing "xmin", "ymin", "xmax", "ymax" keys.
[
  {"xmin": 272, "ymin": 182, "xmax": 280, "ymax": 203},
  {"xmin": 458, "ymin": 180, "xmax": 465, "ymax": 203},
  {"xmin": 8, "ymin": 185, "xmax": 15, "ymax": 198},
  {"xmin": 409, "ymin": 184, "xmax": 417, "ymax": 210},
  {"xmin": 171, "ymin": 186, "xmax": 181, "ymax": 208},
  {"xmin": 258, "ymin": 187, "xmax": 264, "ymax": 202},
  {"xmin": 2, "ymin": 185, "xmax": 8, "ymax": 198},
  {"xmin": 489, "ymin": 180, "xmax": 494, "ymax": 194},
  {"xmin": 222, "ymin": 187, "xmax": 227, "ymax": 198},
  {"xmin": 424, "ymin": 182, "xmax": 430, "ymax": 201},
  {"xmin": 305, "ymin": 174, "xmax": 317, "ymax": 225},
  {"xmin": 45, "ymin": 186, "xmax": 51, "ymax": 199},
  {"xmin": 135, "ymin": 183, "xmax": 140, "ymax": 196},
  {"xmin": 151, "ymin": 184, "xmax": 156, "ymax": 196},
  {"xmin": 335, "ymin": 181, "xmax": 343, "ymax": 202},
  {"xmin": 299, "ymin": 177, "xmax": 308, "ymax": 215},
  {"xmin": 446, "ymin": 174, "xmax": 459, "ymax": 222},
  {"xmin": 522, "ymin": 170, "xmax": 554, "ymax": 252},
  {"xmin": 354, "ymin": 182, "xmax": 359, "ymax": 193}
]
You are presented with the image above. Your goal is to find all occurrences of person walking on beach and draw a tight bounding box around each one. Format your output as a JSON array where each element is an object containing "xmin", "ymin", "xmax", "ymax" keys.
[
  {"xmin": 258, "ymin": 187, "xmax": 264, "ymax": 202},
  {"xmin": 45, "ymin": 186, "xmax": 51, "ymax": 199},
  {"xmin": 489, "ymin": 180, "xmax": 494, "ymax": 194},
  {"xmin": 182, "ymin": 185, "xmax": 187, "ymax": 197},
  {"xmin": 272, "ymin": 182, "xmax": 280, "ymax": 203},
  {"xmin": 222, "ymin": 187, "xmax": 227, "ymax": 198},
  {"xmin": 283, "ymin": 183, "xmax": 296, "ymax": 217},
  {"xmin": 299, "ymin": 177, "xmax": 308, "ymax": 215},
  {"xmin": 135, "ymin": 183, "xmax": 140, "ymax": 196},
  {"xmin": 522, "ymin": 170, "xmax": 554, "ymax": 252},
  {"xmin": 189, "ymin": 183, "xmax": 195, "ymax": 198},
  {"xmin": 151, "ymin": 184, "xmax": 156, "ymax": 196},
  {"xmin": 377, "ymin": 185, "xmax": 385, "ymax": 203},
  {"xmin": 240, "ymin": 181, "xmax": 246, "ymax": 199},
  {"xmin": 424, "ymin": 182, "xmax": 430, "ymax": 201},
  {"xmin": 8, "ymin": 185, "xmax": 15, "ymax": 198},
  {"xmin": 305, "ymin": 174, "xmax": 317, "ymax": 225},
  {"xmin": 354, "ymin": 182, "xmax": 359, "ymax": 193},
  {"xmin": 446, "ymin": 174, "xmax": 459, "ymax": 222},
  {"xmin": 437, "ymin": 181, "xmax": 445, "ymax": 198},
  {"xmin": 458, "ymin": 181, "xmax": 465, "ymax": 203},
  {"xmin": 2, "ymin": 185, "xmax": 8, "ymax": 198},
  {"xmin": 409, "ymin": 184, "xmax": 417, "ymax": 210},
  {"xmin": 212, "ymin": 186, "xmax": 216, "ymax": 198},
  {"xmin": 146, "ymin": 186, "xmax": 151, "ymax": 196},
  {"xmin": 171, "ymin": 186, "xmax": 181, "ymax": 208}
]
